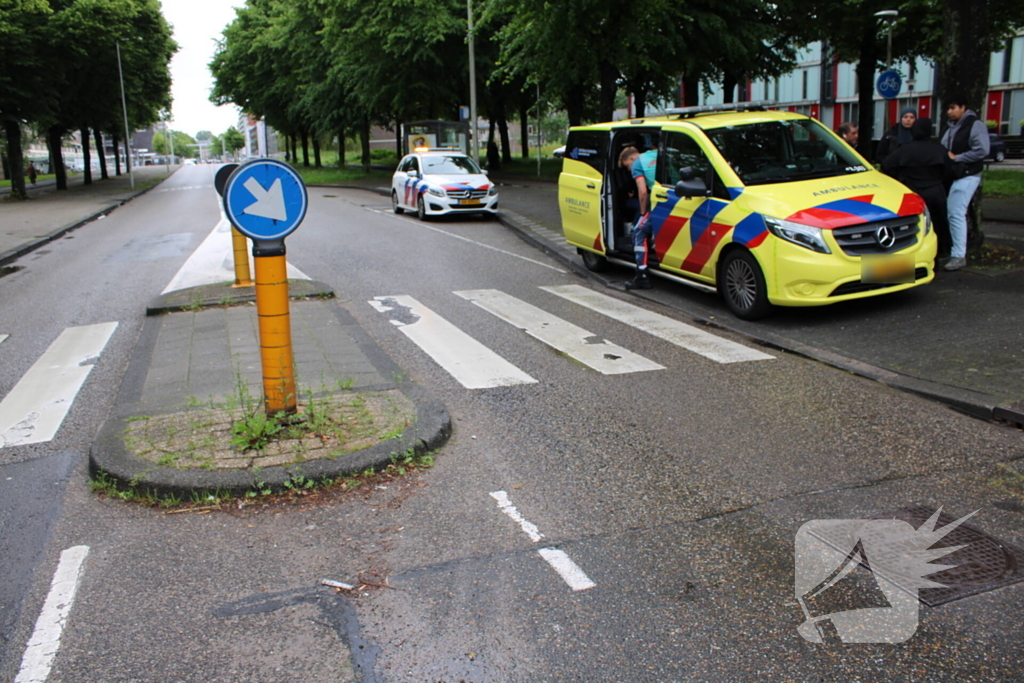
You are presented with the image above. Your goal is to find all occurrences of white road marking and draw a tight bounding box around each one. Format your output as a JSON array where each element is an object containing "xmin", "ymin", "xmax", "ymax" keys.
[
  {"xmin": 15, "ymin": 545, "xmax": 89, "ymax": 683},
  {"xmin": 0, "ymin": 333, "xmax": 8, "ymax": 345},
  {"xmin": 0, "ymin": 323, "xmax": 118, "ymax": 448},
  {"xmin": 541, "ymin": 284, "xmax": 775, "ymax": 364},
  {"xmin": 490, "ymin": 490, "xmax": 595, "ymax": 592},
  {"xmin": 369, "ymin": 295, "xmax": 536, "ymax": 389},
  {"xmin": 490, "ymin": 491, "xmax": 544, "ymax": 542},
  {"xmin": 454, "ymin": 289, "xmax": 663, "ymax": 375},
  {"xmin": 365, "ymin": 203, "xmax": 566, "ymax": 273},
  {"xmin": 537, "ymin": 548, "xmax": 596, "ymax": 592},
  {"xmin": 161, "ymin": 214, "xmax": 309, "ymax": 294}
]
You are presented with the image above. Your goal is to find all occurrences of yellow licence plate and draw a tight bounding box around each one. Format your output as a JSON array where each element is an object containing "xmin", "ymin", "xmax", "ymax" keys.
[
  {"xmin": 459, "ymin": 199, "xmax": 480, "ymax": 206},
  {"xmin": 861, "ymin": 254, "xmax": 914, "ymax": 284}
]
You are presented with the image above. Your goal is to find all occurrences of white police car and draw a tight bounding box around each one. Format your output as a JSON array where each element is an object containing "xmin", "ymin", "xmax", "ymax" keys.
[{"xmin": 391, "ymin": 149, "xmax": 498, "ymax": 220}]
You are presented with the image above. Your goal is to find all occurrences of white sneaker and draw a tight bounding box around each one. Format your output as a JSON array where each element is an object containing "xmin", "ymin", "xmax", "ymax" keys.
[{"xmin": 943, "ymin": 257, "xmax": 966, "ymax": 271}]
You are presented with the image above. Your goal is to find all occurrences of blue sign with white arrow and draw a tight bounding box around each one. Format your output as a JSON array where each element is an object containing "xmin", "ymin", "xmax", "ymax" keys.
[{"xmin": 222, "ymin": 158, "xmax": 308, "ymax": 241}]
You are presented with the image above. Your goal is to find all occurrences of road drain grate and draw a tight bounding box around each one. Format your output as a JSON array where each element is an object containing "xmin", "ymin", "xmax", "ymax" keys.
[{"xmin": 873, "ymin": 505, "xmax": 1024, "ymax": 607}]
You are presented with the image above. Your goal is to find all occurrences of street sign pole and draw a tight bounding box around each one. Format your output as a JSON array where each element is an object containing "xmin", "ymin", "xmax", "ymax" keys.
[
  {"xmin": 215, "ymin": 164, "xmax": 254, "ymax": 288},
  {"xmin": 220, "ymin": 159, "xmax": 308, "ymax": 416}
]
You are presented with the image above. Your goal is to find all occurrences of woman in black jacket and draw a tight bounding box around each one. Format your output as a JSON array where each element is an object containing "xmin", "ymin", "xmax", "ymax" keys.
[
  {"xmin": 876, "ymin": 107, "xmax": 916, "ymax": 164},
  {"xmin": 881, "ymin": 117, "xmax": 952, "ymax": 258}
]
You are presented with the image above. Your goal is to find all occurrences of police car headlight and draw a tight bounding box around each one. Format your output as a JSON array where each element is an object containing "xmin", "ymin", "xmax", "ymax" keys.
[
  {"xmin": 488, "ymin": 186, "xmax": 498, "ymax": 196},
  {"xmin": 763, "ymin": 215, "xmax": 831, "ymax": 254},
  {"xmin": 922, "ymin": 205, "xmax": 932, "ymax": 236},
  {"xmin": 427, "ymin": 187, "xmax": 447, "ymax": 197}
]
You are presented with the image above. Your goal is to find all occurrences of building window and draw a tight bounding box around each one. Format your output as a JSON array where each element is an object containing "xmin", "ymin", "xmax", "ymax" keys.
[{"xmin": 802, "ymin": 70, "xmax": 809, "ymax": 100}]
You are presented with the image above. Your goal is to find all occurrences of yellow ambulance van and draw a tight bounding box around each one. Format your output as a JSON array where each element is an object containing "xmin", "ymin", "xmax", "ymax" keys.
[{"xmin": 558, "ymin": 105, "xmax": 937, "ymax": 319}]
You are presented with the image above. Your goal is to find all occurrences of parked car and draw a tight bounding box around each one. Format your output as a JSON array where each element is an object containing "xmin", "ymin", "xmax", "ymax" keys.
[
  {"xmin": 391, "ymin": 149, "xmax": 498, "ymax": 220},
  {"xmin": 987, "ymin": 133, "xmax": 1006, "ymax": 162}
]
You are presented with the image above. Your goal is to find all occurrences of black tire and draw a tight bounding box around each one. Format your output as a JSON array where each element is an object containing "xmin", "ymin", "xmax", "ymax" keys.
[
  {"xmin": 580, "ymin": 249, "xmax": 610, "ymax": 272},
  {"xmin": 417, "ymin": 195, "xmax": 429, "ymax": 221},
  {"xmin": 392, "ymin": 191, "xmax": 404, "ymax": 214},
  {"xmin": 719, "ymin": 250, "xmax": 773, "ymax": 320}
]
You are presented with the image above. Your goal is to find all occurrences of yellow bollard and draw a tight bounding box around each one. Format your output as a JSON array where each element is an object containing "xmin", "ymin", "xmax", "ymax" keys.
[
  {"xmin": 253, "ymin": 254, "xmax": 296, "ymax": 415},
  {"xmin": 231, "ymin": 227, "xmax": 254, "ymax": 287}
]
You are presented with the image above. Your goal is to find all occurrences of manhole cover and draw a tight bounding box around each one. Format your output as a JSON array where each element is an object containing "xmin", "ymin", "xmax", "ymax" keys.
[{"xmin": 873, "ymin": 506, "xmax": 1024, "ymax": 606}]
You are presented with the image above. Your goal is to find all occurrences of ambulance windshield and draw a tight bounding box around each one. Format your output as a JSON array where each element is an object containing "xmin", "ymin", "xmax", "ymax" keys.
[{"xmin": 706, "ymin": 119, "xmax": 869, "ymax": 186}]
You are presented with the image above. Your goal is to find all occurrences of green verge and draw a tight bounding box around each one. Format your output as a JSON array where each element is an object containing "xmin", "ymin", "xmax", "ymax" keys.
[{"xmin": 982, "ymin": 168, "xmax": 1024, "ymax": 198}]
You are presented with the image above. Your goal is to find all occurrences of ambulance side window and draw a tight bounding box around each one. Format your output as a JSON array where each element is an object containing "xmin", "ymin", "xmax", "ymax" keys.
[
  {"xmin": 564, "ymin": 131, "xmax": 608, "ymax": 173},
  {"xmin": 661, "ymin": 131, "xmax": 729, "ymax": 200}
]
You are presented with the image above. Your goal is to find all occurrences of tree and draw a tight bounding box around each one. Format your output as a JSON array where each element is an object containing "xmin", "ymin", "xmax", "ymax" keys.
[
  {"xmin": 0, "ymin": 0, "xmax": 54, "ymax": 199},
  {"xmin": 221, "ymin": 127, "xmax": 245, "ymax": 159}
]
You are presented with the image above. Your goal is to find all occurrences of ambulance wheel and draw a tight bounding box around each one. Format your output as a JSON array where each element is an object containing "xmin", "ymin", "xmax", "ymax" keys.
[
  {"xmin": 417, "ymin": 196, "xmax": 429, "ymax": 221},
  {"xmin": 392, "ymin": 191, "xmax": 404, "ymax": 214},
  {"xmin": 720, "ymin": 250, "xmax": 772, "ymax": 320},
  {"xmin": 580, "ymin": 249, "xmax": 609, "ymax": 272}
]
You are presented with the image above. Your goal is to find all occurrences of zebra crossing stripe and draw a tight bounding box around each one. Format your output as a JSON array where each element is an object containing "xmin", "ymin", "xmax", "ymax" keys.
[
  {"xmin": 0, "ymin": 334, "xmax": 8, "ymax": 345},
  {"xmin": 0, "ymin": 322, "xmax": 118, "ymax": 448},
  {"xmin": 541, "ymin": 284, "xmax": 774, "ymax": 364},
  {"xmin": 369, "ymin": 295, "xmax": 536, "ymax": 389},
  {"xmin": 454, "ymin": 289, "xmax": 663, "ymax": 375}
]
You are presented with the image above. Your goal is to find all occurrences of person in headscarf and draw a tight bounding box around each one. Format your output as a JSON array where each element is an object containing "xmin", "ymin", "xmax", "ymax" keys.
[
  {"xmin": 876, "ymin": 107, "xmax": 917, "ymax": 164},
  {"xmin": 881, "ymin": 117, "xmax": 951, "ymax": 259}
]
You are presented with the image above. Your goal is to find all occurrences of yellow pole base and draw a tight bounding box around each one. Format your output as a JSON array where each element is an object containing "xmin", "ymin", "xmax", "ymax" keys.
[
  {"xmin": 231, "ymin": 227, "xmax": 254, "ymax": 287},
  {"xmin": 254, "ymin": 254, "xmax": 296, "ymax": 415}
]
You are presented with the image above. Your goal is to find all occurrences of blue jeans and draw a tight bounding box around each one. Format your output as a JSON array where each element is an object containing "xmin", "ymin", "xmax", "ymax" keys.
[
  {"xmin": 632, "ymin": 212, "xmax": 654, "ymax": 269},
  {"xmin": 947, "ymin": 174, "xmax": 980, "ymax": 258}
]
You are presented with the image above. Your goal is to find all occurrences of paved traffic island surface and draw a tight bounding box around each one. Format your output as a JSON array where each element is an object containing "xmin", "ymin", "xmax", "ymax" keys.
[{"xmin": 90, "ymin": 293, "xmax": 451, "ymax": 496}]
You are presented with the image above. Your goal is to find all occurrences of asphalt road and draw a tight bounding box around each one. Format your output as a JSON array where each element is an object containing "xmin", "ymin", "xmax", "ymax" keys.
[{"xmin": 0, "ymin": 166, "xmax": 1022, "ymax": 682}]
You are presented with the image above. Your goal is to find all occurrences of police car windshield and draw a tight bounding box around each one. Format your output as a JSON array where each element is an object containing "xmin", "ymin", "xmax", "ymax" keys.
[
  {"xmin": 706, "ymin": 119, "xmax": 868, "ymax": 186},
  {"xmin": 422, "ymin": 155, "xmax": 481, "ymax": 175}
]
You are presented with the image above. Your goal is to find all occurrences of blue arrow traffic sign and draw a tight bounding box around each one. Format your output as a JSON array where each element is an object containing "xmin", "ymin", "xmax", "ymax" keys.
[
  {"xmin": 876, "ymin": 70, "xmax": 902, "ymax": 100},
  {"xmin": 222, "ymin": 158, "xmax": 308, "ymax": 241}
]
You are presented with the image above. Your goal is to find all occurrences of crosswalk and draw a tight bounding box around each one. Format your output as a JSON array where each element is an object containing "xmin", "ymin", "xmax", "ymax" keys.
[
  {"xmin": 370, "ymin": 286, "xmax": 773, "ymax": 389},
  {"xmin": 0, "ymin": 323, "xmax": 118, "ymax": 448}
]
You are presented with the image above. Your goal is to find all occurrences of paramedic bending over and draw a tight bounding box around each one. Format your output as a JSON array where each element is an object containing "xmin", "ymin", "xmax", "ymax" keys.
[{"xmin": 626, "ymin": 146, "xmax": 658, "ymax": 290}]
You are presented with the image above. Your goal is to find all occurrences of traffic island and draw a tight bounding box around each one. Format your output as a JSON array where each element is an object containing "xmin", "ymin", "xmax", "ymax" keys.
[{"xmin": 90, "ymin": 382, "xmax": 450, "ymax": 498}]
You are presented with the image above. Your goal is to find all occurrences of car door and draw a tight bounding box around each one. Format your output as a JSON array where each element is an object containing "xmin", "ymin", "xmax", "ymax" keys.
[
  {"xmin": 401, "ymin": 157, "xmax": 422, "ymax": 208},
  {"xmin": 558, "ymin": 129, "xmax": 610, "ymax": 253},
  {"xmin": 648, "ymin": 130, "xmax": 731, "ymax": 282}
]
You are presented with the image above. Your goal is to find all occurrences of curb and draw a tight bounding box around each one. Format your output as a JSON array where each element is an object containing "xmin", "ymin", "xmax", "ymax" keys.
[
  {"xmin": 146, "ymin": 279, "xmax": 337, "ymax": 316},
  {"xmin": 0, "ymin": 176, "xmax": 170, "ymax": 268},
  {"xmin": 89, "ymin": 382, "xmax": 452, "ymax": 498}
]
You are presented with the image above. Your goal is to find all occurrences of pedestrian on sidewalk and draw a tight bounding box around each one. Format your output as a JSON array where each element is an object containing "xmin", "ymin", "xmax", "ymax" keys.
[
  {"xmin": 940, "ymin": 95, "xmax": 989, "ymax": 271},
  {"xmin": 881, "ymin": 117, "xmax": 951, "ymax": 259},
  {"xmin": 876, "ymin": 108, "xmax": 916, "ymax": 165},
  {"xmin": 27, "ymin": 162, "xmax": 37, "ymax": 185}
]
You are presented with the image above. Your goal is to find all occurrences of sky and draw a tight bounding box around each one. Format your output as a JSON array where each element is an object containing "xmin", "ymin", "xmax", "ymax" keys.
[{"xmin": 162, "ymin": 0, "xmax": 244, "ymax": 138}]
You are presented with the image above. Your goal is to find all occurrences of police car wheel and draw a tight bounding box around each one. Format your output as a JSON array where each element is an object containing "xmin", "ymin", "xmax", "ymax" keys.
[
  {"xmin": 580, "ymin": 249, "xmax": 609, "ymax": 272},
  {"xmin": 392, "ymin": 191, "xmax": 404, "ymax": 214},
  {"xmin": 720, "ymin": 250, "xmax": 772, "ymax": 320},
  {"xmin": 417, "ymin": 196, "xmax": 429, "ymax": 221}
]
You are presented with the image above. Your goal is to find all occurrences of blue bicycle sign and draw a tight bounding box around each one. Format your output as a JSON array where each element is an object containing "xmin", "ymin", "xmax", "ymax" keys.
[{"xmin": 876, "ymin": 70, "xmax": 902, "ymax": 100}]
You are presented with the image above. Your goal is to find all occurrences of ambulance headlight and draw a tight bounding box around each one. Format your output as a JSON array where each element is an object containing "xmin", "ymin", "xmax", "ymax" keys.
[
  {"xmin": 427, "ymin": 187, "xmax": 447, "ymax": 197},
  {"xmin": 922, "ymin": 205, "xmax": 932, "ymax": 236},
  {"xmin": 763, "ymin": 215, "xmax": 831, "ymax": 254}
]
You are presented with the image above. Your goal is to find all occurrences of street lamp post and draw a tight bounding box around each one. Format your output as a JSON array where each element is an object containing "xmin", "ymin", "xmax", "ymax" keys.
[
  {"xmin": 467, "ymin": 0, "xmax": 479, "ymax": 164},
  {"xmin": 116, "ymin": 41, "xmax": 135, "ymax": 190},
  {"xmin": 874, "ymin": 10, "xmax": 899, "ymax": 69}
]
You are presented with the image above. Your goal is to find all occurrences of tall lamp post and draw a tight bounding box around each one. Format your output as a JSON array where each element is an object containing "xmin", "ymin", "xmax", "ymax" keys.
[
  {"xmin": 467, "ymin": 0, "xmax": 479, "ymax": 164},
  {"xmin": 116, "ymin": 41, "xmax": 135, "ymax": 190},
  {"xmin": 874, "ymin": 10, "xmax": 899, "ymax": 69}
]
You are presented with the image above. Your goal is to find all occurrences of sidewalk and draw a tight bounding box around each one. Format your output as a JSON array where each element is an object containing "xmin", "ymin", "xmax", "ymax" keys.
[{"xmin": 0, "ymin": 165, "xmax": 179, "ymax": 266}]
